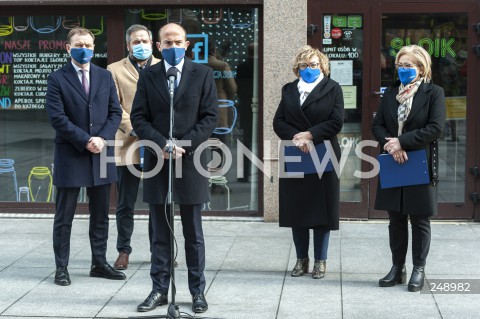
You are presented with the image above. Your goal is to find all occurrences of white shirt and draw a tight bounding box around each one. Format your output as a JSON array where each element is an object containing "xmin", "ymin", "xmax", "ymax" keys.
[{"xmin": 297, "ymin": 74, "xmax": 323, "ymax": 105}]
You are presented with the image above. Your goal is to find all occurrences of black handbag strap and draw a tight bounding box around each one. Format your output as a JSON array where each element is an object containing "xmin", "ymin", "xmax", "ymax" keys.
[{"xmin": 430, "ymin": 139, "xmax": 439, "ymax": 185}]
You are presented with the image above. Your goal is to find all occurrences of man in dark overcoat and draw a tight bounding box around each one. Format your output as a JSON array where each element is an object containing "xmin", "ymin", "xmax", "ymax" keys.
[
  {"xmin": 46, "ymin": 27, "xmax": 124, "ymax": 286},
  {"xmin": 131, "ymin": 23, "xmax": 218, "ymax": 314}
]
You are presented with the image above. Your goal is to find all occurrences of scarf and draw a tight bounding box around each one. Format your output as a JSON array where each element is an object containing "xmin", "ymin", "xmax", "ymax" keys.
[
  {"xmin": 297, "ymin": 73, "xmax": 323, "ymax": 105},
  {"xmin": 396, "ymin": 78, "xmax": 422, "ymax": 136}
]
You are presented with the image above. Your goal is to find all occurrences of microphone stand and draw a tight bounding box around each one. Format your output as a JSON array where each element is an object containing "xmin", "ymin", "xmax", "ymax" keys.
[{"xmin": 166, "ymin": 75, "xmax": 180, "ymax": 319}]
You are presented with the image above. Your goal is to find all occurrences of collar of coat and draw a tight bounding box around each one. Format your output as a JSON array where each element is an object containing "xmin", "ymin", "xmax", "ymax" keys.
[
  {"xmin": 284, "ymin": 77, "xmax": 338, "ymax": 109},
  {"xmin": 384, "ymin": 80, "xmax": 433, "ymax": 125}
]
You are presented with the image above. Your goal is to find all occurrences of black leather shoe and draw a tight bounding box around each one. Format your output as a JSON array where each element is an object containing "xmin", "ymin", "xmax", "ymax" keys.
[
  {"xmin": 408, "ymin": 266, "xmax": 425, "ymax": 292},
  {"xmin": 54, "ymin": 266, "xmax": 71, "ymax": 286},
  {"xmin": 90, "ymin": 263, "xmax": 126, "ymax": 280},
  {"xmin": 379, "ymin": 264, "xmax": 406, "ymax": 287},
  {"xmin": 192, "ymin": 292, "xmax": 208, "ymax": 313},
  {"xmin": 137, "ymin": 291, "xmax": 168, "ymax": 312}
]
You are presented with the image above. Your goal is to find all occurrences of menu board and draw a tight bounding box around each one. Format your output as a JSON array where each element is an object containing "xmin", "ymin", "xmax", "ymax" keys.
[{"xmin": 0, "ymin": 16, "xmax": 107, "ymax": 110}]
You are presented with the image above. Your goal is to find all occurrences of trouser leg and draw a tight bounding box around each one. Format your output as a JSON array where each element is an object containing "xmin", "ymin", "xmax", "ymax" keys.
[
  {"xmin": 149, "ymin": 203, "xmax": 171, "ymax": 294},
  {"xmin": 87, "ymin": 184, "xmax": 111, "ymax": 266},
  {"xmin": 115, "ymin": 165, "xmax": 141, "ymax": 254},
  {"xmin": 292, "ymin": 227, "xmax": 309, "ymax": 259},
  {"xmin": 410, "ymin": 215, "xmax": 431, "ymax": 267},
  {"xmin": 53, "ymin": 187, "xmax": 80, "ymax": 267},
  {"xmin": 388, "ymin": 211, "xmax": 408, "ymax": 265},
  {"xmin": 313, "ymin": 227, "xmax": 330, "ymax": 260},
  {"xmin": 180, "ymin": 204, "xmax": 206, "ymax": 295}
]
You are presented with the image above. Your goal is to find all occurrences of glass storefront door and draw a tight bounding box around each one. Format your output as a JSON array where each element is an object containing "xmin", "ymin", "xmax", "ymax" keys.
[
  {"xmin": 377, "ymin": 12, "xmax": 470, "ymax": 217},
  {"xmin": 370, "ymin": 3, "xmax": 478, "ymax": 219},
  {"xmin": 320, "ymin": 12, "xmax": 369, "ymax": 218},
  {"xmin": 309, "ymin": 2, "xmax": 373, "ymax": 219},
  {"xmin": 309, "ymin": 0, "xmax": 479, "ymax": 219}
]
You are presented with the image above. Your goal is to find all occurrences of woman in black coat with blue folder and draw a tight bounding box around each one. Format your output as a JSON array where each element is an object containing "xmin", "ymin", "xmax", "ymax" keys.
[
  {"xmin": 273, "ymin": 45, "xmax": 344, "ymax": 280},
  {"xmin": 372, "ymin": 45, "xmax": 446, "ymax": 292}
]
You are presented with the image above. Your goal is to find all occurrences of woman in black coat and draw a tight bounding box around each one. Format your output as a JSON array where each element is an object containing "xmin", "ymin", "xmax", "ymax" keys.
[
  {"xmin": 273, "ymin": 45, "xmax": 344, "ymax": 279},
  {"xmin": 372, "ymin": 45, "xmax": 446, "ymax": 292}
]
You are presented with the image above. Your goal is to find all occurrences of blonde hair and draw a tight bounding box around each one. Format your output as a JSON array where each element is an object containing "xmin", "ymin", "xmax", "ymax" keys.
[
  {"xmin": 395, "ymin": 45, "xmax": 432, "ymax": 83},
  {"xmin": 292, "ymin": 45, "xmax": 330, "ymax": 77}
]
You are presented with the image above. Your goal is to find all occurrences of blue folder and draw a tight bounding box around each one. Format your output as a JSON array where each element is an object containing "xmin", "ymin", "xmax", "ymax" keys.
[
  {"xmin": 377, "ymin": 149, "xmax": 430, "ymax": 189},
  {"xmin": 284, "ymin": 143, "xmax": 334, "ymax": 174}
]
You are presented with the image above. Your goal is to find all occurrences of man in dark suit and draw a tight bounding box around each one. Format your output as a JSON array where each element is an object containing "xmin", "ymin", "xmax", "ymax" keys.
[
  {"xmin": 131, "ymin": 23, "xmax": 218, "ymax": 313},
  {"xmin": 46, "ymin": 27, "xmax": 124, "ymax": 286}
]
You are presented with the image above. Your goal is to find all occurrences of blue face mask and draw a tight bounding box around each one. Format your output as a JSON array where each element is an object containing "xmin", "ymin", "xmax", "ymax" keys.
[
  {"xmin": 299, "ymin": 68, "xmax": 321, "ymax": 83},
  {"xmin": 70, "ymin": 47, "xmax": 94, "ymax": 65},
  {"xmin": 132, "ymin": 43, "xmax": 152, "ymax": 60},
  {"xmin": 161, "ymin": 47, "xmax": 185, "ymax": 66},
  {"xmin": 398, "ymin": 68, "xmax": 417, "ymax": 85}
]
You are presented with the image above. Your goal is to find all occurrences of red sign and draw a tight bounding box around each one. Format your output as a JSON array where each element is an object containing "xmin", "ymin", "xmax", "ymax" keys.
[{"xmin": 331, "ymin": 28, "xmax": 342, "ymax": 39}]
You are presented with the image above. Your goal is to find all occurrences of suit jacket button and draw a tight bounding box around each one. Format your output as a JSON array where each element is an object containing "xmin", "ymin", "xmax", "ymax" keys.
[{"xmin": 90, "ymin": 123, "xmax": 93, "ymax": 127}]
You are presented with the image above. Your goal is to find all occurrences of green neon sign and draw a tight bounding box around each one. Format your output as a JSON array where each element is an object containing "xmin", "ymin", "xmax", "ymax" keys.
[{"xmin": 390, "ymin": 37, "xmax": 456, "ymax": 58}]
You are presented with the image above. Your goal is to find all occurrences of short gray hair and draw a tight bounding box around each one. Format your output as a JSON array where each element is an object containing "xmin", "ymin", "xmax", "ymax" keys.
[{"xmin": 125, "ymin": 24, "xmax": 152, "ymax": 44}]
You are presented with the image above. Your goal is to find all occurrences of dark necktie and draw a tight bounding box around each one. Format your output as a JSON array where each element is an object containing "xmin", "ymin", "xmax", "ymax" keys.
[{"xmin": 81, "ymin": 69, "xmax": 89, "ymax": 95}]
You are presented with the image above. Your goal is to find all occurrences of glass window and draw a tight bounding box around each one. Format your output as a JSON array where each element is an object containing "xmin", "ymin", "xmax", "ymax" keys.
[
  {"xmin": 0, "ymin": 15, "xmax": 107, "ymax": 202},
  {"xmin": 123, "ymin": 8, "xmax": 260, "ymax": 212}
]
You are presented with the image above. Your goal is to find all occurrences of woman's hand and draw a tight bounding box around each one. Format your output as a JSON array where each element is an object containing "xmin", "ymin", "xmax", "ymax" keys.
[
  {"xmin": 384, "ymin": 137, "xmax": 402, "ymax": 155},
  {"xmin": 293, "ymin": 131, "xmax": 313, "ymax": 153},
  {"xmin": 392, "ymin": 149, "xmax": 408, "ymax": 164}
]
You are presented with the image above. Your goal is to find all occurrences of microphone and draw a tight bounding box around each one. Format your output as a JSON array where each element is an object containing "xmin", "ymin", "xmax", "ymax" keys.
[{"xmin": 166, "ymin": 67, "xmax": 177, "ymax": 96}]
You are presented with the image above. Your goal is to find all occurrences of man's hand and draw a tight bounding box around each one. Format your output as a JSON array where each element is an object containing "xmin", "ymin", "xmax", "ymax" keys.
[
  {"xmin": 86, "ymin": 137, "xmax": 106, "ymax": 154},
  {"xmin": 162, "ymin": 143, "xmax": 186, "ymax": 160}
]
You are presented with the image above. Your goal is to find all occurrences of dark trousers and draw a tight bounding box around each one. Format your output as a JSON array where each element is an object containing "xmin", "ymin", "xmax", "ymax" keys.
[
  {"xmin": 150, "ymin": 203, "xmax": 205, "ymax": 295},
  {"xmin": 388, "ymin": 211, "xmax": 431, "ymax": 267},
  {"xmin": 53, "ymin": 184, "xmax": 110, "ymax": 267},
  {"xmin": 292, "ymin": 226, "xmax": 330, "ymax": 260},
  {"xmin": 116, "ymin": 165, "xmax": 149, "ymax": 254}
]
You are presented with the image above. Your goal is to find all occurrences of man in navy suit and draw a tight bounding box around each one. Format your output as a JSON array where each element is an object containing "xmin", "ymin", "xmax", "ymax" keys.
[
  {"xmin": 131, "ymin": 23, "xmax": 218, "ymax": 313},
  {"xmin": 46, "ymin": 27, "xmax": 124, "ymax": 286}
]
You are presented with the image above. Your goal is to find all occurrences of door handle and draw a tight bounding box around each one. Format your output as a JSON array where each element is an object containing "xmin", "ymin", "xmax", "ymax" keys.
[{"xmin": 373, "ymin": 87, "xmax": 386, "ymax": 96}]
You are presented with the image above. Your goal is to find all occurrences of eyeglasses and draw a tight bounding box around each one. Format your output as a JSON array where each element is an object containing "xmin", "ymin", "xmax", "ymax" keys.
[
  {"xmin": 298, "ymin": 62, "xmax": 320, "ymax": 70},
  {"xmin": 395, "ymin": 63, "xmax": 416, "ymax": 69}
]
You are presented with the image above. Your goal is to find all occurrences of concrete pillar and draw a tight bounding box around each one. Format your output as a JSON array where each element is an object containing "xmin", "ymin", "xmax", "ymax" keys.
[{"xmin": 263, "ymin": 0, "xmax": 307, "ymax": 221}]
